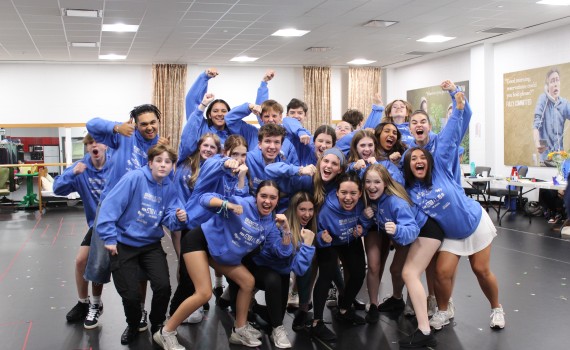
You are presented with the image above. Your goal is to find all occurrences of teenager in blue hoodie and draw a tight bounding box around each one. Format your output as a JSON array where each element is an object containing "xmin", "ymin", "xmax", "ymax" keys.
[
  {"xmin": 402, "ymin": 92, "xmax": 505, "ymax": 332},
  {"xmin": 250, "ymin": 191, "xmax": 316, "ymax": 348},
  {"xmin": 293, "ymin": 124, "xmax": 336, "ymax": 167},
  {"xmin": 361, "ymin": 164, "xmax": 443, "ymax": 348},
  {"xmin": 156, "ymin": 181, "xmax": 285, "ymax": 350},
  {"xmin": 54, "ymin": 134, "xmax": 110, "ymax": 328},
  {"xmin": 97, "ymin": 144, "xmax": 188, "ymax": 345},
  {"xmin": 375, "ymin": 122, "xmax": 409, "ymax": 168},
  {"xmin": 310, "ymin": 172, "xmax": 368, "ymax": 341}
]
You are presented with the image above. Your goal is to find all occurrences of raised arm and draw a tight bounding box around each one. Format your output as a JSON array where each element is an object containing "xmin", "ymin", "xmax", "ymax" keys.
[
  {"xmin": 225, "ymin": 102, "xmax": 262, "ymax": 151},
  {"xmin": 363, "ymin": 93, "xmax": 385, "ymax": 129},
  {"xmin": 178, "ymin": 93, "xmax": 216, "ymax": 164},
  {"xmin": 185, "ymin": 68, "xmax": 218, "ymax": 119}
]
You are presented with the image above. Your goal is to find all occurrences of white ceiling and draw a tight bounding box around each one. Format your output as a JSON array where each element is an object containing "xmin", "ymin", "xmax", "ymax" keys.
[{"xmin": 2, "ymin": 0, "xmax": 570, "ymax": 68}]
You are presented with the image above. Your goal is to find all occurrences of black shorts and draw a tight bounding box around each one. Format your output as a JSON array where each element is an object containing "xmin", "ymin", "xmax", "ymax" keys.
[
  {"xmin": 181, "ymin": 226, "xmax": 209, "ymax": 256},
  {"xmin": 80, "ymin": 227, "xmax": 94, "ymax": 246},
  {"xmin": 419, "ymin": 217, "xmax": 445, "ymax": 241}
]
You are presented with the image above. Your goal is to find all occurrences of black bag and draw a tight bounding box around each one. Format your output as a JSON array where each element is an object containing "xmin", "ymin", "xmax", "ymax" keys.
[{"xmin": 524, "ymin": 201, "xmax": 544, "ymax": 217}]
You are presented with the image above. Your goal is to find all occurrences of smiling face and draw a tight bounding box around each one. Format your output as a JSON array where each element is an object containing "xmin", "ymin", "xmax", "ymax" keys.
[
  {"xmin": 364, "ymin": 170, "xmax": 385, "ymax": 201},
  {"xmin": 356, "ymin": 136, "xmax": 375, "ymax": 161},
  {"xmin": 199, "ymin": 137, "xmax": 219, "ymax": 160},
  {"xmin": 410, "ymin": 149, "xmax": 429, "ymax": 180},
  {"xmin": 136, "ymin": 112, "xmax": 159, "ymax": 140},
  {"xmin": 410, "ymin": 112, "xmax": 431, "ymax": 146},
  {"xmin": 148, "ymin": 151, "xmax": 174, "ymax": 181},
  {"xmin": 379, "ymin": 124, "xmax": 398, "ymax": 152},
  {"xmin": 209, "ymin": 102, "xmax": 229, "ymax": 129},
  {"xmin": 319, "ymin": 154, "xmax": 343, "ymax": 182},
  {"xmin": 258, "ymin": 135, "xmax": 283, "ymax": 163},
  {"xmin": 227, "ymin": 145, "xmax": 247, "ymax": 165},
  {"xmin": 256, "ymin": 185, "xmax": 279, "ymax": 216},
  {"xmin": 547, "ymin": 71, "xmax": 561, "ymax": 99},
  {"xmin": 296, "ymin": 200, "xmax": 315, "ymax": 227},
  {"xmin": 314, "ymin": 133, "xmax": 334, "ymax": 158},
  {"xmin": 336, "ymin": 181, "xmax": 361, "ymax": 211},
  {"xmin": 287, "ymin": 107, "xmax": 306, "ymax": 123}
]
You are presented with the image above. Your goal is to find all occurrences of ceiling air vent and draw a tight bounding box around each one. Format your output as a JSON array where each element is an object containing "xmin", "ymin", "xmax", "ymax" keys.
[{"xmin": 479, "ymin": 27, "xmax": 517, "ymax": 34}]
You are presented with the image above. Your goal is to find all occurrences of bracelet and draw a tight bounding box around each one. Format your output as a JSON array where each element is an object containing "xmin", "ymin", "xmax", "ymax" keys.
[
  {"xmin": 201, "ymin": 102, "xmax": 208, "ymax": 108},
  {"xmin": 216, "ymin": 200, "xmax": 228, "ymax": 218}
]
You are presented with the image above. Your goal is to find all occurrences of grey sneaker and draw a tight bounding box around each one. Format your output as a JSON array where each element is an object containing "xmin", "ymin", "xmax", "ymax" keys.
[
  {"xmin": 229, "ymin": 326, "xmax": 262, "ymax": 347},
  {"xmin": 153, "ymin": 328, "xmax": 186, "ymax": 350},
  {"xmin": 427, "ymin": 295, "xmax": 437, "ymax": 317},
  {"xmin": 271, "ymin": 325, "xmax": 292, "ymax": 349},
  {"xmin": 429, "ymin": 310, "xmax": 452, "ymax": 330},
  {"xmin": 448, "ymin": 298, "xmax": 456, "ymax": 318},
  {"xmin": 182, "ymin": 307, "xmax": 203, "ymax": 324},
  {"xmin": 490, "ymin": 305, "xmax": 505, "ymax": 329},
  {"xmin": 244, "ymin": 322, "xmax": 262, "ymax": 339}
]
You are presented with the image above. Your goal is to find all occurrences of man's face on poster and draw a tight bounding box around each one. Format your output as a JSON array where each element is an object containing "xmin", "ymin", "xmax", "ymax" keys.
[{"xmin": 547, "ymin": 72, "xmax": 560, "ymax": 99}]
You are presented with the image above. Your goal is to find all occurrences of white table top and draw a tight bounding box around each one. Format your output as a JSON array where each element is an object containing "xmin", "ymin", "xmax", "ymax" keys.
[{"xmin": 462, "ymin": 176, "xmax": 567, "ymax": 190}]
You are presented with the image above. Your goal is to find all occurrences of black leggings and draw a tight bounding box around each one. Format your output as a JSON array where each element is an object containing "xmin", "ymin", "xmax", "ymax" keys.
[
  {"xmin": 251, "ymin": 265, "xmax": 290, "ymax": 328},
  {"xmin": 313, "ymin": 239, "xmax": 366, "ymax": 320}
]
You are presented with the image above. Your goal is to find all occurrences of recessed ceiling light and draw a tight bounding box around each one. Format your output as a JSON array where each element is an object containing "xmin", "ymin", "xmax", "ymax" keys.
[
  {"xmin": 230, "ymin": 56, "xmax": 259, "ymax": 62},
  {"xmin": 347, "ymin": 59, "xmax": 376, "ymax": 65},
  {"xmin": 417, "ymin": 35, "xmax": 455, "ymax": 43},
  {"xmin": 537, "ymin": 0, "xmax": 570, "ymax": 5},
  {"xmin": 102, "ymin": 24, "xmax": 139, "ymax": 32},
  {"xmin": 69, "ymin": 42, "xmax": 99, "ymax": 48},
  {"xmin": 99, "ymin": 54, "xmax": 127, "ymax": 60},
  {"xmin": 62, "ymin": 8, "xmax": 102, "ymax": 18},
  {"xmin": 271, "ymin": 29, "xmax": 310, "ymax": 37},
  {"xmin": 363, "ymin": 20, "xmax": 398, "ymax": 28}
]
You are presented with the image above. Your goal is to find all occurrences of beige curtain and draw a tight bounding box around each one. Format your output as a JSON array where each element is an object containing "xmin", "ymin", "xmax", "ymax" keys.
[
  {"xmin": 303, "ymin": 66, "xmax": 331, "ymax": 133},
  {"xmin": 348, "ymin": 67, "xmax": 381, "ymax": 122},
  {"xmin": 152, "ymin": 64, "xmax": 187, "ymax": 152}
]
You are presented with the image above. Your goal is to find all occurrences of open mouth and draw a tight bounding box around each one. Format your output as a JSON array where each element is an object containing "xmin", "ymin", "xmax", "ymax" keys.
[
  {"xmin": 415, "ymin": 128, "xmax": 424, "ymax": 136},
  {"xmin": 385, "ymin": 137, "xmax": 395, "ymax": 146},
  {"xmin": 414, "ymin": 163, "xmax": 426, "ymax": 176},
  {"xmin": 92, "ymin": 149, "xmax": 99, "ymax": 156}
]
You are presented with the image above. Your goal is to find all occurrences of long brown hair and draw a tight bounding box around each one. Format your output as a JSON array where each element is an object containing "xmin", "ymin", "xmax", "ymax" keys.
[
  {"xmin": 363, "ymin": 164, "xmax": 412, "ymax": 205},
  {"xmin": 348, "ymin": 129, "xmax": 384, "ymax": 163},
  {"xmin": 184, "ymin": 133, "xmax": 221, "ymax": 189},
  {"xmin": 313, "ymin": 151, "xmax": 347, "ymax": 210},
  {"xmin": 284, "ymin": 192, "xmax": 317, "ymax": 249}
]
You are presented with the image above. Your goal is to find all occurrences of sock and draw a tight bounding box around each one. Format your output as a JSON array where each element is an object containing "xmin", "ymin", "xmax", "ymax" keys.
[
  {"xmin": 140, "ymin": 303, "xmax": 145, "ymax": 311},
  {"xmin": 420, "ymin": 328, "xmax": 431, "ymax": 335},
  {"xmin": 214, "ymin": 276, "xmax": 223, "ymax": 288},
  {"xmin": 92, "ymin": 296, "xmax": 102, "ymax": 305},
  {"xmin": 79, "ymin": 297, "xmax": 90, "ymax": 304},
  {"xmin": 162, "ymin": 328, "xmax": 176, "ymax": 336},
  {"xmin": 235, "ymin": 325, "xmax": 246, "ymax": 332}
]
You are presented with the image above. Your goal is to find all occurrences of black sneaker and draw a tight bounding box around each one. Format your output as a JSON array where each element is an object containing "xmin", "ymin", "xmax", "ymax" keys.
[
  {"xmin": 203, "ymin": 301, "xmax": 210, "ymax": 311},
  {"xmin": 353, "ymin": 298, "xmax": 366, "ymax": 311},
  {"xmin": 216, "ymin": 296, "xmax": 230, "ymax": 309},
  {"xmin": 138, "ymin": 310, "xmax": 148, "ymax": 331},
  {"xmin": 310, "ymin": 320, "xmax": 337, "ymax": 341},
  {"xmin": 399, "ymin": 329, "xmax": 437, "ymax": 348},
  {"xmin": 83, "ymin": 303, "xmax": 103, "ymax": 329},
  {"xmin": 335, "ymin": 309, "xmax": 366, "ymax": 326},
  {"xmin": 120, "ymin": 325, "xmax": 138, "ymax": 345},
  {"xmin": 365, "ymin": 304, "xmax": 379, "ymax": 324},
  {"xmin": 213, "ymin": 286, "xmax": 224, "ymax": 298},
  {"xmin": 292, "ymin": 310, "xmax": 308, "ymax": 331},
  {"xmin": 378, "ymin": 296, "xmax": 405, "ymax": 313},
  {"xmin": 66, "ymin": 301, "xmax": 89, "ymax": 322}
]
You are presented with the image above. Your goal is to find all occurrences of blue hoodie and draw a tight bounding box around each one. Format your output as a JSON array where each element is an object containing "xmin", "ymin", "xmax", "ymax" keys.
[
  {"xmin": 224, "ymin": 103, "xmax": 300, "ymax": 166},
  {"xmin": 317, "ymin": 190, "xmax": 366, "ymax": 247},
  {"xmin": 406, "ymin": 106, "xmax": 482, "ymax": 239},
  {"xmin": 348, "ymin": 159, "xmax": 405, "ymax": 185},
  {"xmin": 185, "ymin": 71, "xmax": 210, "ymax": 118},
  {"xmin": 246, "ymin": 148, "xmax": 292, "ymax": 212},
  {"xmin": 264, "ymin": 162, "xmax": 314, "ymax": 194},
  {"xmin": 368, "ymin": 194, "xmax": 423, "ymax": 246},
  {"xmin": 178, "ymin": 108, "xmax": 230, "ymax": 163},
  {"xmin": 252, "ymin": 228, "xmax": 315, "ymax": 276},
  {"xmin": 172, "ymin": 161, "xmax": 196, "ymax": 205},
  {"xmin": 199, "ymin": 193, "xmax": 278, "ymax": 266},
  {"xmin": 97, "ymin": 166, "xmax": 187, "ymax": 247},
  {"xmin": 86, "ymin": 117, "xmax": 159, "ymax": 200},
  {"xmin": 185, "ymin": 154, "xmax": 249, "ymax": 229},
  {"xmin": 53, "ymin": 153, "xmax": 111, "ymax": 227}
]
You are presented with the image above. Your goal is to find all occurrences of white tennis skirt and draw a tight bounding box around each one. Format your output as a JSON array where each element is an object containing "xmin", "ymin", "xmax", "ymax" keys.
[{"xmin": 439, "ymin": 210, "xmax": 497, "ymax": 256}]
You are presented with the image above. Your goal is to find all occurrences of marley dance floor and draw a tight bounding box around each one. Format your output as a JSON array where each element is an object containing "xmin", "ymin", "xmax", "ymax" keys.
[{"xmin": 0, "ymin": 204, "xmax": 569, "ymax": 350}]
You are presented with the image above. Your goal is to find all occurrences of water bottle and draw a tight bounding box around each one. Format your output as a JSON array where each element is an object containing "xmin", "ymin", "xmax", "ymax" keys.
[{"xmin": 470, "ymin": 161, "xmax": 476, "ymax": 176}]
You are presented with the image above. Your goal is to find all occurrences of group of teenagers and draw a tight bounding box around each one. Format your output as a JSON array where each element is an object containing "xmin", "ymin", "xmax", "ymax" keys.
[{"xmin": 54, "ymin": 68, "xmax": 505, "ymax": 350}]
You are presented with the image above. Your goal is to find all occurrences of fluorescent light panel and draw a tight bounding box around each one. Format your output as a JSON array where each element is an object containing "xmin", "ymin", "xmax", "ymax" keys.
[
  {"xmin": 347, "ymin": 59, "xmax": 376, "ymax": 65},
  {"xmin": 70, "ymin": 42, "xmax": 99, "ymax": 48},
  {"xmin": 102, "ymin": 24, "xmax": 139, "ymax": 32},
  {"xmin": 230, "ymin": 56, "xmax": 258, "ymax": 62},
  {"xmin": 417, "ymin": 35, "xmax": 455, "ymax": 43},
  {"xmin": 363, "ymin": 20, "xmax": 398, "ymax": 27},
  {"xmin": 99, "ymin": 54, "xmax": 126, "ymax": 60},
  {"xmin": 537, "ymin": 0, "xmax": 570, "ymax": 5},
  {"xmin": 271, "ymin": 28, "xmax": 310, "ymax": 37},
  {"xmin": 63, "ymin": 8, "xmax": 101, "ymax": 18}
]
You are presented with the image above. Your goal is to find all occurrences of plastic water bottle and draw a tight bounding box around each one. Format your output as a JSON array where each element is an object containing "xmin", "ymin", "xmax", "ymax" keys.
[{"xmin": 470, "ymin": 161, "xmax": 476, "ymax": 176}]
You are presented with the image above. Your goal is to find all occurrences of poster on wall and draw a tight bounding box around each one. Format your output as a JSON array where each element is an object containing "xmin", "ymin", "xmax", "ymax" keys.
[
  {"xmin": 407, "ymin": 81, "xmax": 470, "ymax": 163},
  {"xmin": 504, "ymin": 65, "xmax": 570, "ymax": 167}
]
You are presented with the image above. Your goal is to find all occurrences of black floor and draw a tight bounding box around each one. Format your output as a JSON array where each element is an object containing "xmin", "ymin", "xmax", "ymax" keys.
[{"xmin": 0, "ymin": 202, "xmax": 569, "ymax": 350}]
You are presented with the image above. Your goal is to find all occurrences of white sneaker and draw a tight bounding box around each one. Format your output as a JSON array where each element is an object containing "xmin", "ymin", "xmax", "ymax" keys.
[
  {"xmin": 429, "ymin": 310, "xmax": 452, "ymax": 330},
  {"xmin": 404, "ymin": 294, "xmax": 415, "ymax": 316},
  {"xmin": 427, "ymin": 295, "xmax": 437, "ymax": 317},
  {"xmin": 325, "ymin": 286, "xmax": 338, "ymax": 307},
  {"xmin": 448, "ymin": 298, "xmax": 456, "ymax": 319},
  {"xmin": 287, "ymin": 292, "xmax": 299, "ymax": 308},
  {"xmin": 490, "ymin": 305, "xmax": 505, "ymax": 329},
  {"xmin": 182, "ymin": 307, "xmax": 203, "ymax": 324},
  {"xmin": 229, "ymin": 326, "xmax": 262, "ymax": 347},
  {"xmin": 562, "ymin": 226, "xmax": 570, "ymax": 236},
  {"xmin": 245, "ymin": 322, "xmax": 262, "ymax": 339},
  {"xmin": 271, "ymin": 325, "xmax": 292, "ymax": 349},
  {"xmin": 153, "ymin": 329, "xmax": 186, "ymax": 350}
]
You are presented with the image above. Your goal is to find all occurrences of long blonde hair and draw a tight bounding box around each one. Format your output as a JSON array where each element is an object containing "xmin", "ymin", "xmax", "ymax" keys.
[
  {"xmin": 363, "ymin": 163, "xmax": 412, "ymax": 206},
  {"xmin": 284, "ymin": 192, "xmax": 317, "ymax": 249},
  {"xmin": 184, "ymin": 133, "xmax": 221, "ymax": 189},
  {"xmin": 313, "ymin": 154, "xmax": 347, "ymax": 210}
]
